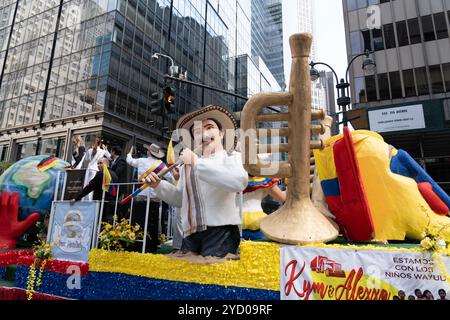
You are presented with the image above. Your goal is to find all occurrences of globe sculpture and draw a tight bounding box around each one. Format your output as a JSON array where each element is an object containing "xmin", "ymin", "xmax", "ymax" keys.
[{"xmin": 0, "ymin": 156, "xmax": 69, "ymax": 220}]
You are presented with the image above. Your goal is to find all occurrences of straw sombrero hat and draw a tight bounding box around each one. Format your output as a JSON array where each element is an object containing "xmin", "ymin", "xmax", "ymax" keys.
[
  {"xmin": 144, "ymin": 143, "xmax": 165, "ymax": 159},
  {"xmin": 175, "ymin": 105, "xmax": 238, "ymax": 153}
]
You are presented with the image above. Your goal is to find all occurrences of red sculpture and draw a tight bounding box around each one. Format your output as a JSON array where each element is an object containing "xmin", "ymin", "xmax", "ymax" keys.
[{"xmin": 0, "ymin": 191, "xmax": 40, "ymax": 249}]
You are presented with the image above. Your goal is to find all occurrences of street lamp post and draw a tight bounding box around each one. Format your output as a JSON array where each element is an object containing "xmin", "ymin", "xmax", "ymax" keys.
[
  {"xmin": 152, "ymin": 53, "xmax": 180, "ymax": 77},
  {"xmin": 309, "ymin": 50, "xmax": 376, "ymax": 129}
]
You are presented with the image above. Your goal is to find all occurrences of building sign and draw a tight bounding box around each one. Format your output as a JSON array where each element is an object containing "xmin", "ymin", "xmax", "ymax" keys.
[
  {"xmin": 368, "ymin": 104, "xmax": 425, "ymax": 133},
  {"xmin": 47, "ymin": 201, "xmax": 99, "ymax": 263},
  {"xmin": 63, "ymin": 169, "xmax": 86, "ymax": 200},
  {"xmin": 281, "ymin": 246, "xmax": 450, "ymax": 300}
]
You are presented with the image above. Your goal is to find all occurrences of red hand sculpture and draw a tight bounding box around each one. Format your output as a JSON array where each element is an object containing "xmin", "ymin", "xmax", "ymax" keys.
[{"xmin": 0, "ymin": 191, "xmax": 40, "ymax": 249}]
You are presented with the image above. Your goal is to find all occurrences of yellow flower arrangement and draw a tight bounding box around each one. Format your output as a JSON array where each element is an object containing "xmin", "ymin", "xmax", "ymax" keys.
[
  {"xmin": 26, "ymin": 240, "xmax": 53, "ymax": 300},
  {"xmin": 419, "ymin": 214, "xmax": 450, "ymax": 253},
  {"xmin": 419, "ymin": 215, "xmax": 450, "ymax": 285},
  {"xmin": 98, "ymin": 218, "xmax": 145, "ymax": 251}
]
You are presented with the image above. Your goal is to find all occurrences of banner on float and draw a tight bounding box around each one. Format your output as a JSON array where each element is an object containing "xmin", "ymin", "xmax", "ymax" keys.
[
  {"xmin": 47, "ymin": 201, "xmax": 99, "ymax": 263},
  {"xmin": 281, "ymin": 246, "xmax": 450, "ymax": 301}
]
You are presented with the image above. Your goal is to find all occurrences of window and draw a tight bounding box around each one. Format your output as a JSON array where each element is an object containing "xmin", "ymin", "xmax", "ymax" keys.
[
  {"xmin": 16, "ymin": 141, "xmax": 37, "ymax": 161},
  {"xmin": 351, "ymin": 31, "xmax": 362, "ymax": 55},
  {"xmin": 40, "ymin": 137, "xmax": 66, "ymax": 159},
  {"xmin": 365, "ymin": 75, "xmax": 377, "ymax": 102},
  {"xmin": 383, "ymin": 23, "xmax": 396, "ymax": 49},
  {"xmin": 408, "ymin": 18, "xmax": 421, "ymax": 44},
  {"xmin": 433, "ymin": 13, "xmax": 448, "ymax": 40},
  {"xmin": 378, "ymin": 73, "xmax": 390, "ymax": 100},
  {"xmin": 396, "ymin": 21, "xmax": 409, "ymax": 46},
  {"xmin": 422, "ymin": 15, "xmax": 436, "ymax": 41},
  {"xmin": 443, "ymin": 63, "xmax": 450, "ymax": 92},
  {"xmin": 354, "ymin": 77, "xmax": 366, "ymax": 103},
  {"xmin": 347, "ymin": 0, "xmax": 357, "ymax": 11},
  {"xmin": 403, "ymin": 69, "xmax": 417, "ymax": 97},
  {"xmin": 0, "ymin": 145, "xmax": 8, "ymax": 162},
  {"xmin": 444, "ymin": 98, "xmax": 450, "ymax": 122},
  {"xmin": 429, "ymin": 65, "xmax": 444, "ymax": 94},
  {"xmin": 372, "ymin": 28, "xmax": 384, "ymax": 51},
  {"xmin": 357, "ymin": 0, "xmax": 367, "ymax": 9},
  {"xmin": 361, "ymin": 30, "xmax": 372, "ymax": 52},
  {"xmin": 389, "ymin": 71, "xmax": 403, "ymax": 99},
  {"xmin": 415, "ymin": 67, "xmax": 430, "ymax": 96}
]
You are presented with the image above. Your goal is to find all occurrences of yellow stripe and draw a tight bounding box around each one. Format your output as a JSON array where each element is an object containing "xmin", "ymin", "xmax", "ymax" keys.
[
  {"xmin": 102, "ymin": 166, "xmax": 112, "ymax": 192},
  {"xmin": 89, "ymin": 242, "xmax": 281, "ymax": 291},
  {"xmin": 138, "ymin": 161, "xmax": 163, "ymax": 181},
  {"xmin": 242, "ymin": 211, "xmax": 267, "ymax": 230},
  {"xmin": 248, "ymin": 177, "xmax": 268, "ymax": 183}
]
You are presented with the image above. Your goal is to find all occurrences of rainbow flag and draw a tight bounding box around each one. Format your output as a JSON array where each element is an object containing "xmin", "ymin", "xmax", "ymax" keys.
[
  {"xmin": 102, "ymin": 165, "xmax": 116, "ymax": 196},
  {"xmin": 167, "ymin": 139, "xmax": 175, "ymax": 167},
  {"xmin": 37, "ymin": 156, "xmax": 58, "ymax": 172}
]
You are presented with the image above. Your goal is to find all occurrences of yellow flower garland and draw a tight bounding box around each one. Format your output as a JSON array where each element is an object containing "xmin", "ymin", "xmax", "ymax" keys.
[
  {"xmin": 26, "ymin": 259, "xmax": 48, "ymax": 300},
  {"xmin": 26, "ymin": 264, "xmax": 37, "ymax": 300},
  {"xmin": 36, "ymin": 259, "xmax": 47, "ymax": 288}
]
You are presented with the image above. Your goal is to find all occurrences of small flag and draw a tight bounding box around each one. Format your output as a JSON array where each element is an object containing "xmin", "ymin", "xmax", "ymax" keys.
[
  {"xmin": 122, "ymin": 160, "xmax": 168, "ymax": 205},
  {"xmin": 152, "ymin": 161, "xmax": 167, "ymax": 176},
  {"xmin": 37, "ymin": 156, "xmax": 58, "ymax": 172},
  {"xmin": 167, "ymin": 139, "xmax": 175, "ymax": 167},
  {"xmin": 138, "ymin": 160, "xmax": 167, "ymax": 181},
  {"xmin": 244, "ymin": 177, "xmax": 280, "ymax": 193},
  {"xmin": 102, "ymin": 165, "xmax": 116, "ymax": 196}
]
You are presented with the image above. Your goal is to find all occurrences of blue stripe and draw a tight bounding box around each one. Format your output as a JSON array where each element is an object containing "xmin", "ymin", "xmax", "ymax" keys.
[
  {"xmin": 131, "ymin": 188, "xmax": 143, "ymax": 197},
  {"xmin": 321, "ymin": 178, "xmax": 340, "ymax": 197},
  {"xmin": 391, "ymin": 150, "xmax": 450, "ymax": 208},
  {"xmin": 14, "ymin": 267, "xmax": 279, "ymax": 300},
  {"xmin": 15, "ymin": 266, "xmax": 86, "ymax": 300}
]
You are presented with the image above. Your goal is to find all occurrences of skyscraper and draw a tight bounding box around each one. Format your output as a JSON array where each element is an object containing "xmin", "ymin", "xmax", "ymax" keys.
[
  {"xmin": 343, "ymin": 0, "xmax": 450, "ymax": 193},
  {"xmin": 251, "ymin": 0, "xmax": 286, "ymax": 90},
  {"xmin": 0, "ymin": 0, "xmax": 284, "ymax": 162},
  {"xmin": 283, "ymin": 0, "xmax": 328, "ymax": 111}
]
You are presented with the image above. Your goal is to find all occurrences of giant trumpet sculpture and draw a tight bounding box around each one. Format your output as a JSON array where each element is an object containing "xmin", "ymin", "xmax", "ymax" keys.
[{"xmin": 240, "ymin": 33, "xmax": 339, "ymax": 244}]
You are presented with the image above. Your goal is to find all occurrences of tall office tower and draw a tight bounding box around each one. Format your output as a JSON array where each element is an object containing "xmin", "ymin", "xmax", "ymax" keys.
[
  {"xmin": 296, "ymin": 0, "xmax": 316, "ymax": 59},
  {"xmin": 251, "ymin": 0, "xmax": 286, "ymax": 90},
  {"xmin": 343, "ymin": 0, "xmax": 450, "ymax": 193},
  {"xmin": 282, "ymin": 0, "xmax": 327, "ymax": 111},
  {"xmin": 0, "ymin": 0, "xmax": 281, "ymax": 163}
]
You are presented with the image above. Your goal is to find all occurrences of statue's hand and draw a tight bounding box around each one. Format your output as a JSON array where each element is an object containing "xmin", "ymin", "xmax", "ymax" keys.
[{"xmin": 0, "ymin": 191, "xmax": 40, "ymax": 249}]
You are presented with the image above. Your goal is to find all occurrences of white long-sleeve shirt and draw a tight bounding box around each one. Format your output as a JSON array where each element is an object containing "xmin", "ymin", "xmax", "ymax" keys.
[
  {"xmin": 154, "ymin": 150, "xmax": 248, "ymax": 227},
  {"xmin": 83, "ymin": 147, "xmax": 112, "ymax": 199},
  {"xmin": 127, "ymin": 153, "xmax": 174, "ymax": 199}
]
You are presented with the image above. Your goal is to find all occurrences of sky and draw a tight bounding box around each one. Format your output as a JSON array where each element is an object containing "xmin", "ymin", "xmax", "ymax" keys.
[{"xmin": 283, "ymin": 0, "xmax": 348, "ymax": 87}]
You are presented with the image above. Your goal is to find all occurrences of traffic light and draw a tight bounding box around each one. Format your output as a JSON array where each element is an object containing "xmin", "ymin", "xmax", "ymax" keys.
[
  {"xmin": 163, "ymin": 86, "xmax": 175, "ymax": 113},
  {"xmin": 150, "ymin": 91, "xmax": 162, "ymax": 114}
]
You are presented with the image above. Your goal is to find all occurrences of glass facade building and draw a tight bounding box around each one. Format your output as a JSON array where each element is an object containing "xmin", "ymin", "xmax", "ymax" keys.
[
  {"xmin": 251, "ymin": 0, "xmax": 285, "ymax": 90},
  {"xmin": 0, "ymin": 0, "xmax": 283, "ymax": 162}
]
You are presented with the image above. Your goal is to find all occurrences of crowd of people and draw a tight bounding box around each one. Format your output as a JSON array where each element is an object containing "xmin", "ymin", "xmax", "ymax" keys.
[
  {"xmin": 67, "ymin": 135, "xmax": 173, "ymax": 202},
  {"xmin": 393, "ymin": 289, "xmax": 448, "ymax": 300}
]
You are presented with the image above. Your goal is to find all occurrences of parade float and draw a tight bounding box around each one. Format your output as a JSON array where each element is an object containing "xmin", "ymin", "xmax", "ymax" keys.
[{"xmin": 1, "ymin": 33, "xmax": 450, "ymax": 301}]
